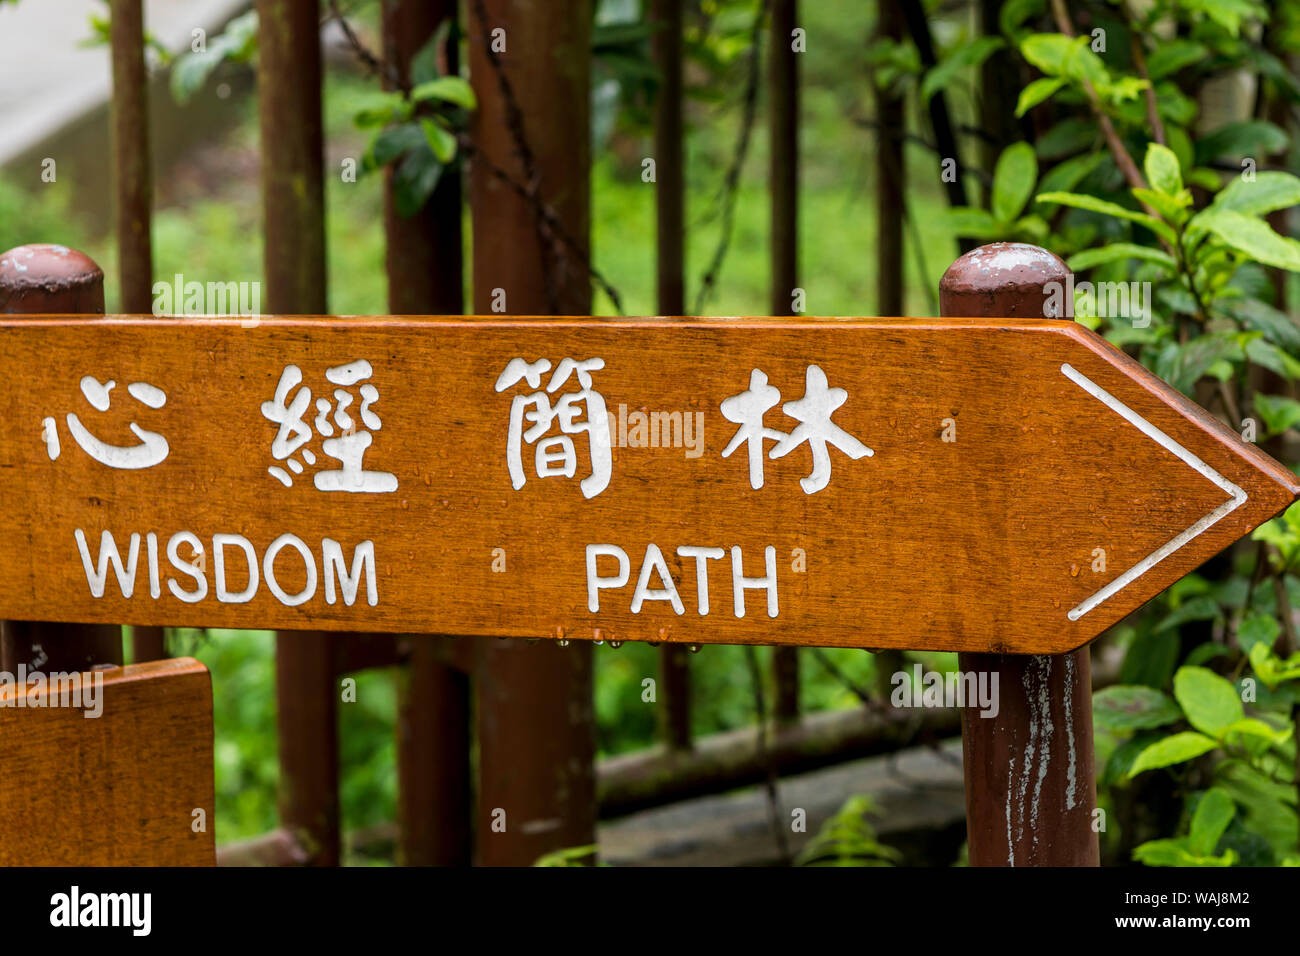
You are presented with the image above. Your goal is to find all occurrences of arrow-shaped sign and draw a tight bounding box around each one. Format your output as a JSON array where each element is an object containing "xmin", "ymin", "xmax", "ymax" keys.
[{"xmin": 0, "ymin": 315, "xmax": 1294, "ymax": 654}]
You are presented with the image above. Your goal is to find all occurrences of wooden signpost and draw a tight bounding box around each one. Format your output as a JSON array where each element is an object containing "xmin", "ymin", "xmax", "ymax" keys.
[
  {"xmin": 0, "ymin": 312, "xmax": 1295, "ymax": 654},
  {"xmin": 2, "ymin": 240, "xmax": 1296, "ymax": 869}
]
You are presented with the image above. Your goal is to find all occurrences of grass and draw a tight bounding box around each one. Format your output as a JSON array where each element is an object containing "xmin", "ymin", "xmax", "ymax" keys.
[{"xmin": 3, "ymin": 8, "xmax": 970, "ymax": 852}]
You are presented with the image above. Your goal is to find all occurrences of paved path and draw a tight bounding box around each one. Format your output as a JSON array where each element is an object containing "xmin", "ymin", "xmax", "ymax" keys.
[
  {"xmin": 599, "ymin": 740, "xmax": 967, "ymax": 866},
  {"xmin": 0, "ymin": 0, "xmax": 248, "ymax": 167}
]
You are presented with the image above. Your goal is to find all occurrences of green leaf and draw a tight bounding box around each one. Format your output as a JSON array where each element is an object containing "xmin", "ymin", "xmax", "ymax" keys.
[
  {"xmin": 1144, "ymin": 142, "xmax": 1183, "ymax": 196},
  {"xmin": 919, "ymin": 37, "xmax": 1004, "ymax": 103},
  {"xmin": 1214, "ymin": 758, "xmax": 1299, "ymax": 858},
  {"xmin": 1146, "ymin": 40, "xmax": 1208, "ymax": 79},
  {"xmin": 1193, "ymin": 209, "xmax": 1300, "ymax": 272},
  {"xmin": 1188, "ymin": 788, "xmax": 1236, "ymax": 856},
  {"xmin": 1177, "ymin": 0, "xmax": 1265, "ymax": 37},
  {"xmin": 1221, "ymin": 298, "xmax": 1300, "ymax": 352},
  {"xmin": 169, "ymin": 10, "xmax": 259, "ymax": 105},
  {"xmin": 420, "ymin": 118, "xmax": 458, "ymax": 163},
  {"xmin": 409, "ymin": 29, "xmax": 446, "ymax": 87},
  {"xmin": 1120, "ymin": 629, "xmax": 1181, "ymax": 689},
  {"xmin": 942, "ymin": 207, "xmax": 1004, "ymax": 239},
  {"xmin": 1036, "ymin": 119, "xmax": 1098, "ymax": 159},
  {"xmin": 353, "ymin": 91, "xmax": 413, "ymax": 128},
  {"xmin": 1237, "ymin": 611, "xmax": 1281, "ymax": 654},
  {"xmin": 410, "ymin": 76, "xmax": 478, "ymax": 111},
  {"xmin": 1097, "ymin": 76, "xmax": 1151, "ymax": 106},
  {"xmin": 1035, "ymin": 152, "xmax": 1105, "ymax": 197},
  {"xmin": 1000, "ymin": 0, "xmax": 1045, "ymax": 38},
  {"xmin": 1220, "ymin": 717, "xmax": 1293, "ymax": 746},
  {"xmin": 1155, "ymin": 595, "xmax": 1223, "ymax": 633},
  {"xmin": 1128, "ymin": 732, "xmax": 1219, "ymax": 777},
  {"xmin": 1068, "ymin": 243, "xmax": 1177, "ymax": 272},
  {"xmin": 1174, "ymin": 666, "xmax": 1244, "ymax": 738},
  {"xmin": 532, "ymin": 844, "xmax": 600, "ymax": 867},
  {"xmin": 1249, "ymin": 643, "xmax": 1300, "ymax": 688},
  {"xmin": 1093, "ymin": 686, "xmax": 1183, "ymax": 732},
  {"xmin": 1133, "ymin": 837, "xmax": 1236, "ymax": 867},
  {"xmin": 392, "ymin": 143, "xmax": 443, "ymax": 218},
  {"xmin": 1060, "ymin": 39, "xmax": 1108, "ymax": 86},
  {"xmin": 362, "ymin": 122, "xmax": 425, "ymax": 174},
  {"xmin": 1015, "ymin": 77, "xmax": 1066, "ymax": 117},
  {"xmin": 1252, "ymin": 393, "xmax": 1300, "ymax": 439},
  {"xmin": 1019, "ymin": 33, "xmax": 1075, "ymax": 77},
  {"xmin": 1155, "ymin": 336, "xmax": 1245, "ymax": 393},
  {"xmin": 1132, "ymin": 188, "xmax": 1191, "ymax": 224},
  {"xmin": 991, "ymin": 142, "xmax": 1037, "ymax": 223},
  {"xmin": 1035, "ymin": 191, "xmax": 1176, "ymax": 244},
  {"xmin": 1185, "ymin": 642, "xmax": 1232, "ymax": 667},
  {"xmin": 1245, "ymin": 338, "xmax": 1294, "ymax": 381},
  {"xmin": 1195, "ymin": 120, "xmax": 1288, "ymax": 164},
  {"xmin": 1212, "ymin": 172, "xmax": 1300, "ymax": 217}
]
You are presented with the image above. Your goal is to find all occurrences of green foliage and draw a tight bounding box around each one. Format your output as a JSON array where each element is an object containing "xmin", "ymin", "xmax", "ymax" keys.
[
  {"xmin": 1012, "ymin": 1, "xmax": 1300, "ymax": 863},
  {"xmin": 350, "ymin": 33, "xmax": 476, "ymax": 218},
  {"xmin": 533, "ymin": 845, "xmax": 602, "ymax": 867},
  {"xmin": 943, "ymin": 142, "xmax": 1046, "ymax": 243},
  {"xmin": 83, "ymin": 0, "xmax": 176, "ymax": 66},
  {"xmin": 1092, "ymin": 685, "xmax": 1182, "ymax": 732},
  {"xmin": 170, "ymin": 11, "xmax": 259, "ymax": 104},
  {"xmin": 1133, "ymin": 788, "xmax": 1239, "ymax": 866},
  {"xmin": 919, "ymin": 37, "xmax": 1003, "ymax": 104},
  {"xmin": 794, "ymin": 795, "xmax": 902, "ymax": 867}
]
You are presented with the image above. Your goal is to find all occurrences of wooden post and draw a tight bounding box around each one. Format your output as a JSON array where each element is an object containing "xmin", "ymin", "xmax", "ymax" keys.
[
  {"xmin": 109, "ymin": 0, "xmax": 153, "ymax": 314},
  {"xmin": 651, "ymin": 0, "xmax": 692, "ymax": 750},
  {"xmin": 0, "ymin": 244, "xmax": 123, "ymax": 675},
  {"xmin": 256, "ymin": 0, "xmax": 338, "ymax": 866},
  {"xmin": 977, "ymin": 0, "xmax": 1026, "ymax": 207},
  {"xmin": 940, "ymin": 242, "xmax": 1100, "ymax": 866},
  {"xmin": 381, "ymin": 0, "xmax": 473, "ymax": 866},
  {"xmin": 107, "ymin": 1, "xmax": 165, "ymax": 663},
  {"xmin": 873, "ymin": 1, "xmax": 904, "ymax": 317},
  {"xmin": 383, "ymin": 0, "xmax": 464, "ymax": 316},
  {"xmin": 468, "ymin": 0, "xmax": 597, "ymax": 866},
  {"xmin": 769, "ymin": 0, "xmax": 800, "ymax": 724}
]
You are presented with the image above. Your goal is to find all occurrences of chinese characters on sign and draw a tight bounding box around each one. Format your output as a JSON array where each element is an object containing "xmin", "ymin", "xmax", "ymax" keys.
[
  {"xmin": 495, "ymin": 356, "xmax": 612, "ymax": 499},
  {"xmin": 492, "ymin": 358, "xmax": 874, "ymax": 499},
  {"xmin": 260, "ymin": 359, "xmax": 398, "ymax": 493},
  {"xmin": 45, "ymin": 353, "xmax": 877, "ymax": 624},
  {"xmin": 43, "ymin": 375, "xmax": 170, "ymax": 469},
  {"xmin": 721, "ymin": 364, "xmax": 872, "ymax": 493}
]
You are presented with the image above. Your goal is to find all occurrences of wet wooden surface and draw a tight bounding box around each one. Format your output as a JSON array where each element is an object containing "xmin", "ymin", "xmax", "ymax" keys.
[
  {"xmin": 0, "ymin": 315, "xmax": 1294, "ymax": 653},
  {"xmin": 0, "ymin": 656, "xmax": 215, "ymax": 865}
]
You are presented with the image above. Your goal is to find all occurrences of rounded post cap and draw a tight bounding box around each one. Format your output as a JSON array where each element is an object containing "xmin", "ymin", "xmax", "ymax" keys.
[
  {"xmin": 0, "ymin": 243, "xmax": 105, "ymax": 315},
  {"xmin": 939, "ymin": 242, "xmax": 1071, "ymax": 319}
]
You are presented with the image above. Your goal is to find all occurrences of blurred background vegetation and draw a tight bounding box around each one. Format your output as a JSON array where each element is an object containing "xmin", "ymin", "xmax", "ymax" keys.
[{"xmin": 4, "ymin": 0, "xmax": 1299, "ymax": 865}]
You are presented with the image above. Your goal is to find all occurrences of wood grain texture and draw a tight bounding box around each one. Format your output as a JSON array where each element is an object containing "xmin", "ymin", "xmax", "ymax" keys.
[
  {"xmin": 0, "ymin": 315, "xmax": 1295, "ymax": 654},
  {"xmin": 0, "ymin": 656, "xmax": 215, "ymax": 866}
]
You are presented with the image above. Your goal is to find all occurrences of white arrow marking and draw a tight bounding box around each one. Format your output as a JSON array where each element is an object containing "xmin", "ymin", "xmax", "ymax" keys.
[{"xmin": 1060, "ymin": 363, "xmax": 1247, "ymax": 621}]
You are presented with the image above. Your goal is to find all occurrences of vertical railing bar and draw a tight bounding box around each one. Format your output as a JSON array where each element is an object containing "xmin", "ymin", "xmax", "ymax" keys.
[
  {"xmin": 769, "ymin": 0, "xmax": 800, "ymax": 724},
  {"xmin": 256, "ymin": 0, "xmax": 338, "ymax": 866},
  {"xmin": 381, "ymin": 0, "xmax": 474, "ymax": 866}
]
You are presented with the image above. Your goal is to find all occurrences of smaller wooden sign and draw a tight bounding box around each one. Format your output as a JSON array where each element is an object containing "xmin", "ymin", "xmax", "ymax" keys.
[{"xmin": 0, "ymin": 657, "xmax": 215, "ymax": 866}]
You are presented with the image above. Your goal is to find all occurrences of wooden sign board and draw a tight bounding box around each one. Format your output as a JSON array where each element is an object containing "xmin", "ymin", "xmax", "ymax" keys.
[
  {"xmin": 0, "ymin": 657, "xmax": 215, "ymax": 866},
  {"xmin": 0, "ymin": 316, "xmax": 1294, "ymax": 654}
]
